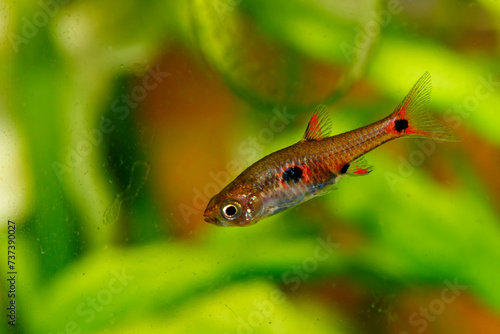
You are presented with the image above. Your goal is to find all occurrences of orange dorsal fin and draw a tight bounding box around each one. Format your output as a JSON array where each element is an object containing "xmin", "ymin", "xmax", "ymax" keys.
[{"xmin": 302, "ymin": 105, "xmax": 332, "ymax": 141}]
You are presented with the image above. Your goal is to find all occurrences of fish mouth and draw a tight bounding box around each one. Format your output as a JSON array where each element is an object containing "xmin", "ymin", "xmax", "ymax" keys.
[
  {"xmin": 203, "ymin": 215, "xmax": 223, "ymax": 226},
  {"xmin": 203, "ymin": 216, "xmax": 216, "ymax": 224},
  {"xmin": 204, "ymin": 215, "xmax": 234, "ymax": 226}
]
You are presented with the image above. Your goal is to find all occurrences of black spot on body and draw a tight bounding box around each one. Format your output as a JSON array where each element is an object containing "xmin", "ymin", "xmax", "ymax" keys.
[
  {"xmin": 394, "ymin": 119, "xmax": 409, "ymax": 132},
  {"xmin": 340, "ymin": 163, "xmax": 350, "ymax": 174},
  {"xmin": 282, "ymin": 166, "xmax": 303, "ymax": 184}
]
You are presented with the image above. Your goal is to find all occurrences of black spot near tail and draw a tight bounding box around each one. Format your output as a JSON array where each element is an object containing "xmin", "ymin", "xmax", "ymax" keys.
[
  {"xmin": 340, "ymin": 163, "xmax": 350, "ymax": 174},
  {"xmin": 394, "ymin": 119, "xmax": 409, "ymax": 132},
  {"xmin": 282, "ymin": 166, "xmax": 303, "ymax": 184}
]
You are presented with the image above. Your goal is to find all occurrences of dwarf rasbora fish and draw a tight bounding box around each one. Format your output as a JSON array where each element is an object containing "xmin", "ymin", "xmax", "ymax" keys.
[{"xmin": 204, "ymin": 72, "xmax": 458, "ymax": 226}]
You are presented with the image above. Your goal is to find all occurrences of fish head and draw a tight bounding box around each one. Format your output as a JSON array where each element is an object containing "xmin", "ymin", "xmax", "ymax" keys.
[{"xmin": 203, "ymin": 187, "xmax": 264, "ymax": 227}]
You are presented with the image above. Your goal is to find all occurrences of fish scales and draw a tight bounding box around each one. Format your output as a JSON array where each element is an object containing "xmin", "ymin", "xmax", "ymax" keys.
[{"xmin": 204, "ymin": 72, "xmax": 459, "ymax": 226}]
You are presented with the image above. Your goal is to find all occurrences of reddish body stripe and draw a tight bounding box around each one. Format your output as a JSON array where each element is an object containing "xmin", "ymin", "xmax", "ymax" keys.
[{"xmin": 203, "ymin": 72, "xmax": 459, "ymax": 226}]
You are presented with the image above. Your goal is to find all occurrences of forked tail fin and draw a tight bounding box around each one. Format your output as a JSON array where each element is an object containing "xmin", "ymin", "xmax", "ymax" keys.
[{"xmin": 389, "ymin": 72, "xmax": 460, "ymax": 142}]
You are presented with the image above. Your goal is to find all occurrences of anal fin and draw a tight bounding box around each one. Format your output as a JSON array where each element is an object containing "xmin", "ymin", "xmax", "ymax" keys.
[{"xmin": 341, "ymin": 157, "xmax": 373, "ymax": 176}]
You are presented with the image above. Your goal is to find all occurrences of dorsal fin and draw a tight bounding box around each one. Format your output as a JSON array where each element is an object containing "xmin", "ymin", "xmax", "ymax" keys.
[{"xmin": 302, "ymin": 105, "xmax": 332, "ymax": 141}]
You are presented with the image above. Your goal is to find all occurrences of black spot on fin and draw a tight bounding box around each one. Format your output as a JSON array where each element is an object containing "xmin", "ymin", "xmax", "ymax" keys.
[
  {"xmin": 394, "ymin": 119, "xmax": 409, "ymax": 132},
  {"xmin": 342, "ymin": 157, "xmax": 373, "ymax": 176},
  {"xmin": 340, "ymin": 163, "xmax": 350, "ymax": 174},
  {"xmin": 391, "ymin": 72, "xmax": 459, "ymax": 141}
]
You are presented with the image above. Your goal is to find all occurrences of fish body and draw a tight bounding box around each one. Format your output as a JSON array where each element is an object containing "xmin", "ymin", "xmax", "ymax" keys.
[{"xmin": 204, "ymin": 73, "xmax": 458, "ymax": 226}]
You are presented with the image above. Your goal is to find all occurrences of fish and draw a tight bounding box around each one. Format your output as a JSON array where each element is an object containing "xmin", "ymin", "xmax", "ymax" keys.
[{"xmin": 203, "ymin": 72, "xmax": 459, "ymax": 226}]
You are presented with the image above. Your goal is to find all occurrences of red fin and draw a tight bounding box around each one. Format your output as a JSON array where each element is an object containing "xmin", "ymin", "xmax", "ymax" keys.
[
  {"xmin": 389, "ymin": 72, "xmax": 460, "ymax": 142},
  {"xmin": 302, "ymin": 105, "xmax": 332, "ymax": 141},
  {"xmin": 342, "ymin": 157, "xmax": 373, "ymax": 177}
]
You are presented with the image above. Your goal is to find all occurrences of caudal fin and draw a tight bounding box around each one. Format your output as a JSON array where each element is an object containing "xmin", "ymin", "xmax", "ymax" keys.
[{"xmin": 389, "ymin": 72, "xmax": 460, "ymax": 142}]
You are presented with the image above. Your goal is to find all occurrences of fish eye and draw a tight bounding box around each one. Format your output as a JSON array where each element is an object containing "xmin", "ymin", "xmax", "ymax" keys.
[{"xmin": 221, "ymin": 200, "xmax": 242, "ymax": 220}]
